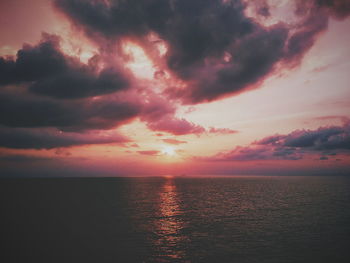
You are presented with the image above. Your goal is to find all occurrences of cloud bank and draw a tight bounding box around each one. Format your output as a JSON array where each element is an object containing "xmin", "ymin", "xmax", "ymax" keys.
[
  {"xmin": 55, "ymin": 0, "xmax": 350, "ymax": 103},
  {"xmin": 1, "ymin": 0, "xmax": 349, "ymax": 151},
  {"xmin": 201, "ymin": 122, "xmax": 350, "ymax": 161},
  {"xmin": 0, "ymin": 126, "xmax": 128, "ymax": 149}
]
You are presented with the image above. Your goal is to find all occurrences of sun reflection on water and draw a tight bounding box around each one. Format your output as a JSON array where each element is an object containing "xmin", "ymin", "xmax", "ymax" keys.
[{"xmin": 152, "ymin": 177, "xmax": 188, "ymax": 261}]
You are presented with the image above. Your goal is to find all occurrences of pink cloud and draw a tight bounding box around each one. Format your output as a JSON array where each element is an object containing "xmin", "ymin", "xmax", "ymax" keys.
[
  {"xmin": 137, "ymin": 90, "xmax": 206, "ymax": 135},
  {"xmin": 146, "ymin": 115, "xmax": 205, "ymax": 135},
  {"xmin": 208, "ymin": 127, "xmax": 238, "ymax": 135},
  {"xmin": 137, "ymin": 150, "xmax": 160, "ymax": 156},
  {"xmin": 162, "ymin": 138, "xmax": 187, "ymax": 145}
]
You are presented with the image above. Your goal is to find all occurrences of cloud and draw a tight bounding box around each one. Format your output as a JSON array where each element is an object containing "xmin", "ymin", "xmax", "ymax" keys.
[
  {"xmin": 256, "ymin": 123, "xmax": 350, "ymax": 151},
  {"xmin": 54, "ymin": 148, "xmax": 72, "ymax": 156},
  {"xmin": 0, "ymin": 33, "xmax": 129, "ymax": 99},
  {"xmin": 54, "ymin": 0, "xmax": 350, "ymax": 104},
  {"xmin": 0, "ymin": 34, "xmax": 145, "ymax": 145},
  {"xmin": 285, "ymin": 0, "xmax": 350, "ymax": 65},
  {"xmin": 0, "ymin": 154, "xmax": 54, "ymax": 162},
  {"xmin": 0, "ymin": 90, "xmax": 140, "ymax": 131},
  {"xmin": 208, "ymin": 127, "xmax": 238, "ymax": 135},
  {"xmin": 137, "ymin": 150, "xmax": 160, "ymax": 156},
  {"xmin": 313, "ymin": 0, "xmax": 350, "ymax": 19},
  {"xmin": 2, "ymin": 0, "xmax": 349, "ymax": 152},
  {"xmin": 146, "ymin": 115, "xmax": 205, "ymax": 135},
  {"xmin": 167, "ymin": 25, "xmax": 288, "ymax": 103},
  {"xmin": 200, "ymin": 122, "xmax": 350, "ymax": 161},
  {"xmin": 162, "ymin": 138, "xmax": 187, "ymax": 145},
  {"xmin": 139, "ymin": 91, "xmax": 206, "ymax": 135},
  {"xmin": 0, "ymin": 35, "xmax": 207, "ymax": 146},
  {"xmin": 204, "ymin": 145, "xmax": 303, "ymax": 162},
  {"xmin": 0, "ymin": 126, "xmax": 129, "ymax": 149}
]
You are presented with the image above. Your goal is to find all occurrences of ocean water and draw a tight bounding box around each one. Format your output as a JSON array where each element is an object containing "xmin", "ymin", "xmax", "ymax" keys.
[{"xmin": 1, "ymin": 176, "xmax": 349, "ymax": 263}]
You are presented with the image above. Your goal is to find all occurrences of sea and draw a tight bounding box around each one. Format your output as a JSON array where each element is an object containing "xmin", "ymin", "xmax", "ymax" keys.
[{"xmin": 1, "ymin": 176, "xmax": 349, "ymax": 263}]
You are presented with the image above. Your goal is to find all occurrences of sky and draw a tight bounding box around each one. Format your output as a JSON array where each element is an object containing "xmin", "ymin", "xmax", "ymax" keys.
[{"xmin": 0, "ymin": 0, "xmax": 349, "ymax": 177}]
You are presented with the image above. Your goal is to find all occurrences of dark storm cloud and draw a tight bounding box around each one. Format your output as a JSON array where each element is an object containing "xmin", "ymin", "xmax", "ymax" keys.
[
  {"xmin": 203, "ymin": 145, "xmax": 303, "ymax": 162},
  {"xmin": 2, "ymin": 0, "xmax": 348, "ymax": 151},
  {"xmin": 29, "ymin": 66, "xmax": 128, "ymax": 99},
  {"xmin": 167, "ymin": 24, "xmax": 288, "ymax": 103},
  {"xmin": 256, "ymin": 124, "xmax": 350, "ymax": 151},
  {"xmin": 244, "ymin": 0, "xmax": 271, "ymax": 18},
  {"xmin": 0, "ymin": 33, "xmax": 128, "ymax": 99},
  {"xmin": 54, "ymin": 0, "xmax": 259, "ymax": 102},
  {"xmin": 0, "ymin": 154, "xmax": 53, "ymax": 162},
  {"xmin": 0, "ymin": 34, "xmax": 66, "ymax": 85},
  {"xmin": 257, "ymin": 6, "xmax": 270, "ymax": 17},
  {"xmin": 201, "ymin": 123, "xmax": 350, "ymax": 161},
  {"xmin": 308, "ymin": 0, "xmax": 350, "ymax": 19},
  {"xmin": 0, "ymin": 33, "xmax": 138, "ymax": 133},
  {"xmin": 0, "ymin": 126, "xmax": 129, "ymax": 149},
  {"xmin": 0, "ymin": 80, "xmax": 204, "ymax": 142},
  {"xmin": 0, "ymin": 60, "xmax": 204, "ymax": 143},
  {"xmin": 0, "ymin": 90, "xmax": 140, "ymax": 131},
  {"xmin": 54, "ymin": 0, "xmax": 350, "ymax": 104}
]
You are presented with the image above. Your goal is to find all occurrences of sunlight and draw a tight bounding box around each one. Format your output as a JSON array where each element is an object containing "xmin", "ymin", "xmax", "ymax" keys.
[
  {"xmin": 122, "ymin": 41, "xmax": 155, "ymax": 79},
  {"xmin": 161, "ymin": 146, "xmax": 176, "ymax": 156}
]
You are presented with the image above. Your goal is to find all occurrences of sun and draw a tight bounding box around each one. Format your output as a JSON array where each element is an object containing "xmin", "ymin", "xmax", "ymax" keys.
[{"xmin": 161, "ymin": 146, "xmax": 176, "ymax": 156}]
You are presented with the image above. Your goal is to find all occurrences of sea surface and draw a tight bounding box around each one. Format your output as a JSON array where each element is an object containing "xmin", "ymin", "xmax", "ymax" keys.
[{"xmin": 1, "ymin": 176, "xmax": 349, "ymax": 263}]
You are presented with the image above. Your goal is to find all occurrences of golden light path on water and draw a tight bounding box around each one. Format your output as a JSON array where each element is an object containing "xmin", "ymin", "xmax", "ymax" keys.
[{"xmin": 153, "ymin": 177, "xmax": 188, "ymax": 261}]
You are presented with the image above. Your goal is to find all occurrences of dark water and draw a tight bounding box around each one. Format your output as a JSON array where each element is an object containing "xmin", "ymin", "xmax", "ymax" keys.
[{"xmin": 1, "ymin": 176, "xmax": 349, "ymax": 263}]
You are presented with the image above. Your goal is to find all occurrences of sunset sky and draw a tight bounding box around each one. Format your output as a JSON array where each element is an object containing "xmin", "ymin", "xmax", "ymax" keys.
[{"xmin": 0, "ymin": 0, "xmax": 349, "ymax": 177}]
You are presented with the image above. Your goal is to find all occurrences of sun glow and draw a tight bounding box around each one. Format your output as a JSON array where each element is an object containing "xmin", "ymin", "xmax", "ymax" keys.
[
  {"xmin": 161, "ymin": 146, "xmax": 176, "ymax": 156},
  {"xmin": 122, "ymin": 41, "xmax": 155, "ymax": 79}
]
